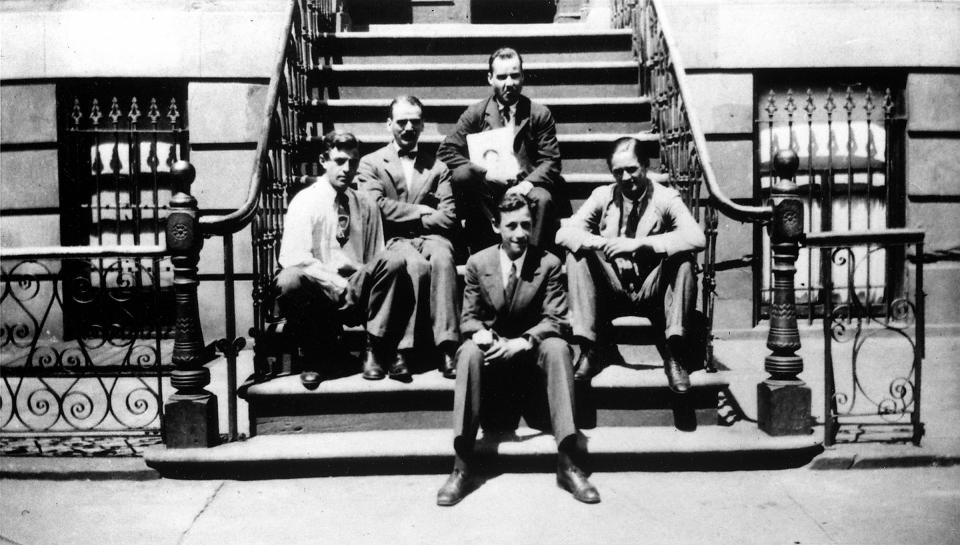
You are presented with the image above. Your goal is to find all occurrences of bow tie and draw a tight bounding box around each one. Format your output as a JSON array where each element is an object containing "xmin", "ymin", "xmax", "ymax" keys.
[{"xmin": 398, "ymin": 148, "xmax": 417, "ymax": 159}]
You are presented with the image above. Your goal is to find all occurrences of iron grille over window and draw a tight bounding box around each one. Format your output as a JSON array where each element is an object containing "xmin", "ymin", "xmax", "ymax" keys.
[
  {"xmin": 57, "ymin": 81, "xmax": 189, "ymax": 338},
  {"xmin": 757, "ymin": 78, "xmax": 906, "ymax": 321}
]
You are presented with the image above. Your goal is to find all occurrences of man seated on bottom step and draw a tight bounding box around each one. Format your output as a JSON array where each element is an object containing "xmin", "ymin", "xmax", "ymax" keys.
[
  {"xmin": 437, "ymin": 193, "xmax": 600, "ymax": 506},
  {"xmin": 555, "ymin": 136, "xmax": 707, "ymax": 392},
  {"xmin": 275, "ymin": 130, "xmax": 429, "ymax": 389}
]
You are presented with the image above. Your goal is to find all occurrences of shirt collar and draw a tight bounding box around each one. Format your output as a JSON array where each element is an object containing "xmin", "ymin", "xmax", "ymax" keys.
[{"xmin": 499, "ymin": 246, "xmax": 527, "ymax": 276}]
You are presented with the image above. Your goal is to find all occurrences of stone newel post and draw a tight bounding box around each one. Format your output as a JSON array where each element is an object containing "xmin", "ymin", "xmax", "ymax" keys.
[
  {"xmin": 164, "ymin": 160, "xmax": 219, "ymax": 448},
  {"xmin": 758, "ymin": 150, "xmax": 812, "ymax": 436}
]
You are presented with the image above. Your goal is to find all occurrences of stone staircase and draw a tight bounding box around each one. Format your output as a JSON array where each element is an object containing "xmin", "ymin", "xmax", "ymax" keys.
[{"xmin": 145, "ymin": 22, "xmax": 820, "ymax": 477}]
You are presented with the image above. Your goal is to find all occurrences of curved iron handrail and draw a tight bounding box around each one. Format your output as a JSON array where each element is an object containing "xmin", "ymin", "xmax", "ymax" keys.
[
  {"xmin": 198, "ymin": 0, "xmax": 299, "ymax": 237},
  {"xmin": 626, "ymin": 0, "xmax": 773, "ymax": 223}
]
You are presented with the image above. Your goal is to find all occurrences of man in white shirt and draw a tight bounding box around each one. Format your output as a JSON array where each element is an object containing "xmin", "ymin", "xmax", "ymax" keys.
[
  {"xmin": 436, "ymin": 193, "xmax": 599, "ymax": 506},
  {"xmin": 358, "ymin": 96, "xmax": 460, "ymax": 378},
  {"xmin": 276, "ymin": 131, "xmax": 429, "ymax": 388}
]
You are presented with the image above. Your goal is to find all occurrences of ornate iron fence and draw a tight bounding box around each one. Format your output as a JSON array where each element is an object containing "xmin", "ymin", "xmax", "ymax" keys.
[
  {"xmin": 1, "ymin": 249, "xmax": 171, "ymax": 435},
  {"xmin": 759, "ymin": 85, "xmax": 906, "ymax": 321},
  {"xmin": 805, "ymin": 230, "xmax": 925, "ymax": 446}
]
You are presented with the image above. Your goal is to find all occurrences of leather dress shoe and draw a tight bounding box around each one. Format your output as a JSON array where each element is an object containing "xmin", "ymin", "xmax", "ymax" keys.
[
  {"xmin": 664, "ymin": 357, "xmax": 691, "ymax": 394},
  {"xmin": 299, "ymin": 370, "xmax": 321, "ymax": 390},
  {"xmin": 388, "ymin": 352, "xmax": 411, "ymax": 381},
  {"xmin": 574, "ymin": 346, "xmax": 604, "ymax": 381},
  {"xmin": 362, "ymin": 349, "xmax": 386, "ymax": 380},
  {"xmin": 557, "ymin": 463, "xmax": 601, "ymax": 504},
  {"xmin": 437, "ymin": 468, "xmax": 472, "ymax": 506},
  {"xmin": 440, "ymin": 352, "xmax": 457, "ymax": 379}
]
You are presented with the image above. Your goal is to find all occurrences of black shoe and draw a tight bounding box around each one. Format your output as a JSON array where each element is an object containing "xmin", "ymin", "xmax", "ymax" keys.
[
  {"xmin": 362, "ymin": 348, "xmax": 386, "ymax": 380},
  {"xmin": 664, "ymin": 357, "xmax": 691, "ymax": 394},
  {"xmin": 299, "ymin": 370, "xmax": 321, "ymax": 390},
  {"xmin": 437, "ymin": 468, "xmax": 471, "ymax": 506},
  {"xmin": 388, "ymin": 352, "xmax": 411, "ymax": 381},
  {"xmin": 557, "ymin": 463, "xmax": 600, "ymax": 504},
  {"xmin": 574, "ymin": 346, "xmax": 604, "ymax": 382},
  {"xmin": 440, "ymin": 352, "xmax": 457, "ymax": 379}
]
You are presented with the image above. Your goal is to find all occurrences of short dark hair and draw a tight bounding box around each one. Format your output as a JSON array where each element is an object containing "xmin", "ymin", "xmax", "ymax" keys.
[
  {"xmin": 494, "ymin": 192, "xmax": 531, "ymax": 222},
  {"xmin": 488, "ymin": 47, "xmax": 523, "ymax": 73},
  {"xmin": 607, "ymin": 136, "xmax": 650, "ymax": 169},
  {"xmin": 388, "ymin": 95, "xmax": 424, "ymax": 119},
  {"xmin": 321, "ymin": 130, "xmax": 360, "ymax": 159}
]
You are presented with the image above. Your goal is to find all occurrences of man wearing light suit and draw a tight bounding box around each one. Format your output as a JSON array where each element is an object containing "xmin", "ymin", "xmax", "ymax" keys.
[
  {"xmin": 436, "ymin": 193, "xmax": 599, "ymax": 506},
  {"xmin": 358, "ymin": 96, "xmax": 460, "ymax": 378},
  {"xmin": 437, "ymin": 47, "xmax": 570, "ymax": 253},
  {"xmin": 556, "ymin": 137, "xmax": 706, "ymax": 392}
]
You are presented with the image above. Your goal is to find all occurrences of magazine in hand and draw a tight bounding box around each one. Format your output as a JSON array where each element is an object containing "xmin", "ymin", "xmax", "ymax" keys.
[{"xmin": 467, "ymin": 127, "xmax": 521, "ymax": 179}]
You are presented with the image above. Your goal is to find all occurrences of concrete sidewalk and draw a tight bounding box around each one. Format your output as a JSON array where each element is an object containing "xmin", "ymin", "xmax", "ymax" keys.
[{"xmin": 2, "ymin": 467, "xmax": 958, "ymax": 545}]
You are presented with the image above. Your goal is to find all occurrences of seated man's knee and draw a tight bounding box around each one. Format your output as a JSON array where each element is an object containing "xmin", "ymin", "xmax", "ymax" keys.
[
  {"xmin": 274, "ymin": 267, "xmax": 307, "ymax": 297},
  {"xmin": 451, "ymin": 164, "xmax": 483, "ymax": 190},
  {"xmin": 379, "ymin": 250, "xmax": 408, "ymax": 274},
  {"xmin": 456, "ymin": 340, "xmax": 484, "ymax": 372},
  {"xmin": 423, "ymin": 239, "xmax": 455, "ymax": 269},
  {"xmin": 526, "ymin": 186, "xmax": 554, "ymax": 210},
  {"xmin": 538, "ymin": 337, "xmax": 571, "ymax": 362}
]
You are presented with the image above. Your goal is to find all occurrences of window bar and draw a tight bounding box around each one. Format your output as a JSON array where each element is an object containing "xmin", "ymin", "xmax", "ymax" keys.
[
  {"xmin": 843, "ymin": 88, "xmax": 855, "ymax": 317},
  {"xmin": 764, "ymin": 90, "xmax": 777, "ymax": 305},
  {"xmin": 148, "ymin": 98, "xmax": 162, "ymax": 245},
  {"xmin": 804, "ymin": 89, "xmax": 816, "ymax": 322},
  {"xmin": 90, "ymin": 99, "xmax": 108, "ymax": 325},
  {"xmin": 824, "ymin": 89, "xmax": 836, "ymax": 310},
  {"xmin": 863, "ymin": 89, "xmax": 875, "ymax": 312},
  {"xmin": 109, "ymin": 97, "xmax": 124, "ymax": 249},
  {"xmin": 883, "ymin": 89, "xmax": 895, "ymax": 322},
  {"xmin": 129, "ymin": 98, "xmax": 145, "ymax": 302}
]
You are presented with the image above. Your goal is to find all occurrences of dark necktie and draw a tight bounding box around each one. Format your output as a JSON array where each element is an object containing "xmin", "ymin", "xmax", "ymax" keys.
[
  {"xmin": 623, "ymin": 199, "xmax": 640, "ymax": 238},
  {"xmin": 500, "ymin": 107, "xmax": 511, "ymax": 126},
  {"xmin": 505, "ymin": 261, "xmax": 518, "ymax": 303},
  {"xmin": 336, "ymin": 192, "xmax": 350, "ymax": 247}
]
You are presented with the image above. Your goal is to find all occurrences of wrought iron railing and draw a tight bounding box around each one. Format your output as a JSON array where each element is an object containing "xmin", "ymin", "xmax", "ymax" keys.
[
  {"xmin": 759, "ymin": 86, "xmax": 906, "ymax": 320},
  {"xmin": 1, "ymin": 246, "xmax": 170, "ymax": 435},
  {"xmin": 805, "ymin": 229, "xmax": 925, "ymax": 446}
]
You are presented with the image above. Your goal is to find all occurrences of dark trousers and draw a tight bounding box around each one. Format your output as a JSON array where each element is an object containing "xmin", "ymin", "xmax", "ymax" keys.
[
  {"xmin": 386, "ymin": 235, "xmax": 460, "ymax": 346},
  {"xmin": 274, "ymin": 250, "xmax": 419, "ymax": 357},
  {"xmin": 452, "ymin": 337, "xmax": 576, "ymax": 459},
  {"xmin": 450, "ymin": 164, "xmax": 559, "ymax": 252},
  {"xmin": 566, "ymin": 249, "xmax": 698, "ymax": 345}
]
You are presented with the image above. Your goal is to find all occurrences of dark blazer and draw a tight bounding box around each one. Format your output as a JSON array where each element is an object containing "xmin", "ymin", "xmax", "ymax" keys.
[
  {"xmin": 438, "ymin": 95, "xmax": 570, "ymax": 214},
  {"xmin": 358, "ymin": 143, "xmax": 457, "ymax": 240},
  {"xmin": 460, "ymin": 244, "xmax": 570, "ymax": 343}
]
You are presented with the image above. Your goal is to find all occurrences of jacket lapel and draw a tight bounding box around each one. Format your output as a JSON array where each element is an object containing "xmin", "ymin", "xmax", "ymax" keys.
[
  {"xmin": 483, "ymin": 96, "xmax": 503, "ymax": 130},
  {"xmin": 479, "ymin": 249, "xmax": 505, "ymax": 313},
  {"xmin": 408, "ymin": 155, "xmax": 434, "ymax": 204},
  {"xmin": 633, "ymin": 185, "xmax": 659, "ymax": 238},
  {"xmin": 381, "ymin": 147, "xmax": 408, "ymax": 201}
]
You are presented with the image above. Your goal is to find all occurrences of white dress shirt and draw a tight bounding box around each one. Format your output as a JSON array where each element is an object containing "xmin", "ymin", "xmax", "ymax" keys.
[
  {"xmin": 498, "ymin": 246, "xmax": 527, "ymax": 288},
  {"xmin": 278, "ymin": 178, "xmax": 385, "ymax": 299}
]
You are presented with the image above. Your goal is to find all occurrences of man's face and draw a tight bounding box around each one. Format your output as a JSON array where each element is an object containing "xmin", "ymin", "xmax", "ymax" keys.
[
  {"xmin": 323, "ymin": 146, "xmax": 360, "ymax": 192},
  {"xmin": 495, "ymin": 205, "xmax": 532, "ymax": 260},
  {"xmin": 610, "ymin": 148, "xmax": 650, "ymax": 201},
  {"xmin": 387, "ymin": 102, "xmax": 423, "ymax": 151},
  {"xmin": 488, "ymin": 55, "xmax": 524, "ymax": 106}
]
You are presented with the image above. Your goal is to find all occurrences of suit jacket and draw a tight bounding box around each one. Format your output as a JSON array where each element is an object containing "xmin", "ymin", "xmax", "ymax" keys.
[
  {"xmin": 555, "ymin": 180, "xmax": 706, "ymax": 257},
  {"xmin": 357, "ymin": 143, "xmax": 457, "ymax": 241},
  {"xmin": 438, "ymin": 94, "xmax": 570, "ymax": 214},
  {"xmin": 460, "ymin": 245, "xmax": 570, "ymax": 343}
]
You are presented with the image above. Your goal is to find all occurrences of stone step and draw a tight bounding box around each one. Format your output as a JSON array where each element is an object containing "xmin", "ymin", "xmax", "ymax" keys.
[
  {"xmin": 144, "ymin": 423, "xmax": 822, "ymax": 478},
  {"xmin": 318, "ymin": 28, "xmax": 635, "ymax": 64},
  {"xmin": 317, "ymin": 61, "xmax": 639, "ymax": 99},
  {"xmin": 300, "ymin": 97, "xmax": 651, "ymax": 136},
  {"xmin": 242, "ymin": 366, "xmax": 729, "ymax": 436}
]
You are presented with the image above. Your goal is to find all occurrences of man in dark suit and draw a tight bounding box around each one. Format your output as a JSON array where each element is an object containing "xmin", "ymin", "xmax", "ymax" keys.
[
  {"xmin": 556, "ymin": 137, "xmax": 706, "ymax": 392},
  {"xmin": 358, "ymin": 95, "xmax": 460, "ymax": 378},
  {"xmin": 437, "ymin": 47, "xmax": 570, "ymax": 253},
  {"xmin": 436, "ymin": 193, "xmax": 599, "ymax": 506}
]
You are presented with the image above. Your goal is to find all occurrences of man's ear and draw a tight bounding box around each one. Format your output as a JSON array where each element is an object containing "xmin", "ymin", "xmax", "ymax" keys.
[
  {"xmin": 487, "ymin": 72, "xmax": 494, "ymax": 86},
  {"xmin": 491, "ymin": 219, "xmax": 501, "ymax": 235}
]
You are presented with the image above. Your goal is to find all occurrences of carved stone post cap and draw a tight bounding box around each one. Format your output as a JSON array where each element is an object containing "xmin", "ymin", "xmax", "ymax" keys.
[
  {"xmin": 773, "ymin": 149, "xmax": 799, "ymax": 180},
  {"xmin": 171, "ymin": 160, "xmax": 196, "ymax": 192}
]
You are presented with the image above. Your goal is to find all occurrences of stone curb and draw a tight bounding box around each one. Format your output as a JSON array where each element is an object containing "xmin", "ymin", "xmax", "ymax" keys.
[{"xmin": 0, "ymin": 457, "xmax": 160, "ymax": 480}]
